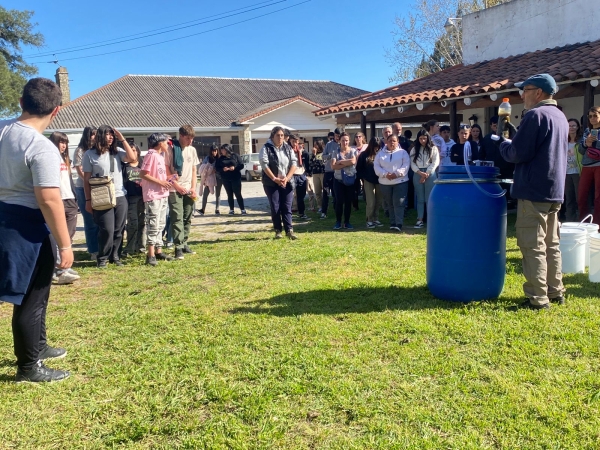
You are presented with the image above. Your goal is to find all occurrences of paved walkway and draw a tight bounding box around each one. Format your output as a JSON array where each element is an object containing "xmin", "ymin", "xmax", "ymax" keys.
[{"xmin": 73, "ymin": 180, "xmax": 273, "ymax": 249}]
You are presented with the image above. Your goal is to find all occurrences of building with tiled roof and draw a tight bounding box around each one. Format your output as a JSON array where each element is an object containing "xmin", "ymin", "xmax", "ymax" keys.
[
  {"xmin": 315, "ymin": 0, "xmax": 600, "ymax": 139},
  {"xmin": 49, "ymin": 75, "xmax": 367, "ymax": 156}
]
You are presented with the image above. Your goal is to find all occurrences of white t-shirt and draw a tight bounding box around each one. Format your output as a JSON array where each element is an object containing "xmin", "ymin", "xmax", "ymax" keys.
[
  {"xmin": 164, "ymin": 145, "xmax": 200, "ymax": 191},
  {"xmin": 59, "ymin": 159, "xmax": 75, "ymax": 200},
  {"xmin": 0, "ymin": 119, "xmax": 62, "ymax": 209}
]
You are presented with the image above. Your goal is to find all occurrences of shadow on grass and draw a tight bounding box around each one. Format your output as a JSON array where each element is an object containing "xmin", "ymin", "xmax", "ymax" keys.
[{"xmin": 229, "ymin": 286, "xmax": 490, "ymax": 317}]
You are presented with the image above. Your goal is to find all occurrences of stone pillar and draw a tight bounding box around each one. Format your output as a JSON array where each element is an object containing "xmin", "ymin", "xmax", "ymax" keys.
[
  {"xmin": 54, "ymin": 67, "xmax": 70, "ymax": 105},
  {"xmin": 239, "ymin": 126, "xmax": 252, "ymax": 154}
]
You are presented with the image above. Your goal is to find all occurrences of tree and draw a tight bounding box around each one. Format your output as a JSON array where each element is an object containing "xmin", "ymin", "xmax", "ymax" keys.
[
  {"xmin": 0, "ymin": 6, "xmax": 44, "ymax": 116},
  {"xmin": 387, "ymin": 0, "xmax": 511, "ymax": 83}
]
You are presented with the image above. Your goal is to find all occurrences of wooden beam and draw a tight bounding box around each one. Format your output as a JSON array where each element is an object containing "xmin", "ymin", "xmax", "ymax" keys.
[
  {"xmin": 360, "ymin": 114, "xmax": 367, "ymax": 136},
  {"xmin": 583, "ymin": 82, "xmax": 595, "ymax": 129},
  {"xmin": 449, "ymin": 101, "xmax": 458, "ymax": 142},
  {"xmin": 370, "ymin": 122, "xmax": 376, "ymax": 140}
]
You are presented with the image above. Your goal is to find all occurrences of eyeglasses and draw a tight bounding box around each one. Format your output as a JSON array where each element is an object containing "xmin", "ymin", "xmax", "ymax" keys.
[{"xmin": 459, "ymin": 125, "xmax": 470, "ymax": 130}]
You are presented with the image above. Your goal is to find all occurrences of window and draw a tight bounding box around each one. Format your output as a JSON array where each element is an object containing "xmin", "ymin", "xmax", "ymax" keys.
[{"xmin": 193, "ymin": 136, "xmax": 221, "ymax": 159}]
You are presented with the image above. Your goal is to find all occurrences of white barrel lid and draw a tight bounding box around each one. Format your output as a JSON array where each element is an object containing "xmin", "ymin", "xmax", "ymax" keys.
[{"xmin": 562, "ymin": 222, "xmax": 599, "ymax": 232}]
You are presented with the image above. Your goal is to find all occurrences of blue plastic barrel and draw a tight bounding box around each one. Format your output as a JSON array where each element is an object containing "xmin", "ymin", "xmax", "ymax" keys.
[{"xmin": 426, "ymin": 166, "xmax": 507, "ymax": 302}]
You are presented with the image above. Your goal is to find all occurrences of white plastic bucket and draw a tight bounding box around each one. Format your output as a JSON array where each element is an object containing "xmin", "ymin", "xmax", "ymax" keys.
[
  {"xmin": 589, "ymin": 233, "xmax": 600, "ymax": 283},
  {"xmin": 559, "ymin": 227, "xmax": 587, "ymax": 274},
  {"xmin": 562, "ymin": 219, "xmax": 599, "ymax": 267}
]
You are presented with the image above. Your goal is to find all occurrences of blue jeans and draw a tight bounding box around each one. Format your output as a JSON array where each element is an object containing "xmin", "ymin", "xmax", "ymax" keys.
[
  {"xmin": 75, "ymin": 186, "xmax": 99, "ymax": 254},
  {"xmin": 413, "ymin": 171, "xmax": 436, "ymax": 219},
  {"xmin": 379, "ymin": 182, "xmax": 409, "ymax": 226}
]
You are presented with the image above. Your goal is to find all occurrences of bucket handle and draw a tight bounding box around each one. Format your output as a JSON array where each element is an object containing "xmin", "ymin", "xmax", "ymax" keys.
[
  {"xmin": 580, "ymin": 214, "xmax": 594, "ymax": 224},
  {"xmin": 563, "ymin": 236, "xmax": 588, "ymax": 252}
]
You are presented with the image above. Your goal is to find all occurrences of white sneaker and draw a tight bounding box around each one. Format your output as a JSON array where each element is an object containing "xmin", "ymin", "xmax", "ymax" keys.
[
  {"xmin": 414, "ymin": 220, "xmax": 424, "ymax": 229},
  {"xmin": 320, "ymin": 213, "xmax": 327, "ymax": 219},
  {"xmin": 54, "ymin": 271, "xmax": 80, "ymax": 285},
  {"xmin": 366, "ymin": 222, "xmax": 375, "ymax": 229}
]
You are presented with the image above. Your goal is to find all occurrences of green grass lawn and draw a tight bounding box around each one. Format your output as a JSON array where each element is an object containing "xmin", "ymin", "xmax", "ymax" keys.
[{"xmin": 1, "ymin": 210, "xmax": 599, "ymax": 449}]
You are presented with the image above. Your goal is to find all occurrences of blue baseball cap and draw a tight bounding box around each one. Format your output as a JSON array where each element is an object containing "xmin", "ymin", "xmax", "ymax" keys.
[{"xmin": 515, "ymin": 73, "xmax": 558, "ymax": 95}]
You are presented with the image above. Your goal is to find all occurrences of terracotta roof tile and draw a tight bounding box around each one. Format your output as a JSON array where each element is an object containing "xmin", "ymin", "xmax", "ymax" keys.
[{"xmin": 315, "ymin": 39, "xmax": 600, "ymax": 116}]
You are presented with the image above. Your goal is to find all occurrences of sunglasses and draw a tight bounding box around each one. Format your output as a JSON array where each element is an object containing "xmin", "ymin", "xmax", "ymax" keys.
[{"xmin": 459, "ymin": 125, "xmax": 471, "ymax": 130}]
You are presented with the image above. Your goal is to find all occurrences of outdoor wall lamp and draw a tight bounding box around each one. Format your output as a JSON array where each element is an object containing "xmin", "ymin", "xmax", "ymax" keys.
[
  {"xmin": 490, "ymin": 93, "xmax": 498, "ymax": 101},
  {"xmin": 468, "ymin": 114, "xmax": 478, "ymax": 126},
  {"xmin": 444, "ymin": 17, "xmax": 461, "ymax": 32},
  {"xmin": 440, "ymin": 100, "xmax": 448, "ymax": 108},
  {"xmin": 591, "ymin": 79, "xmax": 599, "ymax": 87}
]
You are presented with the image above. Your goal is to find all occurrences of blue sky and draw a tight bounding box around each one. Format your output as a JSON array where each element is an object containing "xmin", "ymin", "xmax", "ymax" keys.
[{"xmin": 13, "ymin": 0, "xmax": 411, "ymax": 100}]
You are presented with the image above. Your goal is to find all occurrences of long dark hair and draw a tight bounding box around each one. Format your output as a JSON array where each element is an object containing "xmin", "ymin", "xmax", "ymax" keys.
[
  {"xmin": 365, "ymin": 137, "xmax": 380, "ymax": 162},
  {"xmin": 94, "ymin": 125, "xmax": 118, "ymax": 156},
  {"xmin": 220, "ymin": 143, "xmax": 233, "ymax": 156},
  {"xmin": 313, "ymin": 139, "xmax": 324, "ymax": 154},
  {"xmin": 469, "ymin": 124, "xmax": 482, "ymax": 142},
  {"xmin": 77, "ymin": 126, "xmax": 97, "ymax": 151},
  {"xmin": 568, "ymin": 118, "xmax": 582, "ymax": 143},
  {"xmin": 49, "ymin": 131, "xmax": 70, "ymax": 166},
  {"xmin": 208, "ymin": 144, "xmax": 219, "ymax": 163},
  {"xmin": 412, "ymin": 130, "xmax": 434, "ymax": 164}
]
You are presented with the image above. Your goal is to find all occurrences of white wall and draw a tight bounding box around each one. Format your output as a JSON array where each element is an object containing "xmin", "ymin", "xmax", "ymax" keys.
[
  {"xmin": 463, "ymin": 0, "xmax": 599, "ymax": 64},
  {"xmin": 250, "ymin": 101, "xmax": 337, "ymax": 133}
]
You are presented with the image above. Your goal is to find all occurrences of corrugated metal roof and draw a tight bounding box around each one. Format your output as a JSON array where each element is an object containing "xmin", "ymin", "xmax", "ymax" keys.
[{"xmin": 52, "ymin": 75, "xmax": 367, "ymax": 129}]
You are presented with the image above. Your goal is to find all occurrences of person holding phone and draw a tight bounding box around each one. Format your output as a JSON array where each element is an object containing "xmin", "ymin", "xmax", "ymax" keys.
[{"xmin": 578, "ymin": 107, "xmax": 600, "ymax": 225}]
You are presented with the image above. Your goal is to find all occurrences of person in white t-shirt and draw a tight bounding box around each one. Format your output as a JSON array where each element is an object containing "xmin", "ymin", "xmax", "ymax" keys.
[
  {"xmin": 49, "ymin": 132, "xmax": 80, "ymax": 285},
  {"xmin": 164, "ymin": 125, "xmax": 200, "ymax": 260}
]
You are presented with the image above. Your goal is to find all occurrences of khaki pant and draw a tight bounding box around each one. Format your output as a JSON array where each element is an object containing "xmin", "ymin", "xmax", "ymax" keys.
[
  {"xmin": 363, "ymin": 180, "xmax": 382, "ymax": 223},
  {"xmin": 516, "ymin": 199, "xmax": 565, "ymax": 305},
  {"xmin": 312, "ymin": 173, "xmax": 324, "ymax": 211}
]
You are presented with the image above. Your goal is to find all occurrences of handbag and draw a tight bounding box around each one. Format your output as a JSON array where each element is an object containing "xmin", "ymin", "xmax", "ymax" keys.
[
  {"xmin": 586, "ymin": 143, "xmax": 600, "ymax": 162},
  {"xmin": 338, "ymin": 151, "xmax": 356, "ymax": 186},
  {"xmin": 88, "ymin": 155, "xmax": 116, "ymax": 210}
]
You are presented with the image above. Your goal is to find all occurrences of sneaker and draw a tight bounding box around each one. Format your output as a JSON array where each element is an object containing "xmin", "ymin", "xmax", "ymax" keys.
[
  {"xmin": 155, "ymin": 252, "xmax": 173, "ymax": 261},
  {"xmin": 111, "ymin": 260, "xmax": 123, "ymax": 267},
  {"xmin": 182, "ymin": 245, "xmax": 196, "ymax": 254},
  {"xmin": 52, "ymin": 273, "xmax": 58, "ymax": 283},
  {"xmin": 519, "ymin": 299, "xmax": 550, "ymax": 310},
  {"xmin": 298, "ymin": 214, "xmax": 309, "ymax": 220},
  {"xmin": 197, "ymin": 209, "xmax": 204, "ymax": 216},
  {"xmin": 146, "ymin": 255, "xmax": 158, "ymax": 266},
  {"xmin": 175, "ymin": 248, "xmax": 185, "ymax": 260},
  {"xmin": 286, "ymin": 230, "xmax": 298, "ymax": 240},
  {"xmin": 67, "ymin": 268, "xmax": 79, "ymax": 276},
  {"xmin": 366, "ymin": 222, "xmax": 375, "ymax": 229},
  {"xmin": 275, "ymin": 231, "xmax": 283, "ymax": 239},
  {"xmin": 390, "ymin": 225, "xmax": 402, "ymax": 232},
  {"xmin": 320, "ymin": 213, "xmax": 327, "ymax": 219},
  {"xmin": 54, "ymin": 271, "xmax": 80, "ymax": 285},
  {"xmin": 15, "ymin": 361, "xmax": 70, "ymax": 383},
  {"xmin": 166, "ymin": 242, "xmax": 174, "ymax": 248},
  {"xmin": 374, "ymin": 221, "xmax": 383, "ymax": 227},
  {"xmin": 38, "ymin": 346, "xmax": 67, "ymax": 361},
  {"xmin": 333, "ymin": 222, "xmax": 342, "ymax": 230},
  {"xmin": 344, "ymin": 223, "xmax": 354, "ymax": 230},
  {"xmin": 228, "ymin": 210, "xmax": 235, "ymax": 215},
  {"xmin": 550, "ymin": 295, "xmax": 565, "ymax": 305},
  {"xmin": 97, "ymin": 260, "xmax": 108, "ymax": 269},
  {"xmin": 215, "ymin": 210, "xmax": 220, "ymax": 215},
  {"xmin": 241, "ymin": 210, "xmax": 248, "ymax": 215},
  {"xmin": 317, "ymin": 208, "xmax": 322, "ymax": 214},
  {"xmin": 415, "ymin": 220, "xmax": 424, "ymax": 229}
]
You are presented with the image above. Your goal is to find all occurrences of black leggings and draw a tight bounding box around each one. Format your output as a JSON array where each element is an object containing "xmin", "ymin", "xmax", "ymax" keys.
[
  {"xmin": 222, "ymin": 178, "xmax": 245, "ymax": 210},
  {"xmin": 12, "ymin": 235, "xmax": 54, "ymax": 371}
]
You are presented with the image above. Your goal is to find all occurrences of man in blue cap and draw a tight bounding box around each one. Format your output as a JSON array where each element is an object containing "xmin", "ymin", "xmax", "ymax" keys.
[{"xmin": 499, "ymin": 73, "xmax": 569, "ymax": 309}]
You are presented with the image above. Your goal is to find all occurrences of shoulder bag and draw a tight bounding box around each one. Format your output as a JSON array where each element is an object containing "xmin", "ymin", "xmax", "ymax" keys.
[{"xmin": 88, "ymin": 154, "xmax": 116, "ymax": 210}]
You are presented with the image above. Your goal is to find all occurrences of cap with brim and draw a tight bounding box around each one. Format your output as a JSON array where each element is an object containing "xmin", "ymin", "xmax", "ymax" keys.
[{"xmin": 514, "ymin": 73, "xmax": 558, "ymax": 95}]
